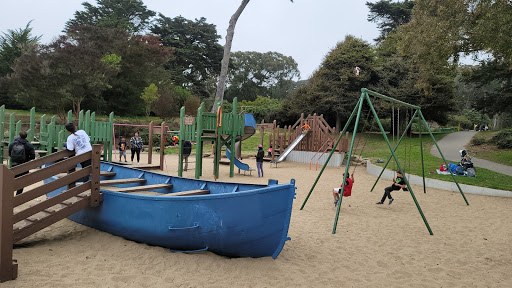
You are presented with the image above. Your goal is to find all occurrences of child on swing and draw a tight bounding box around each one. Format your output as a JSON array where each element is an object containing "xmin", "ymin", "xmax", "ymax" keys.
[
  {"xmin": 333, "ymin": 172, "xmax": 355, "ymax": 206},
  {"xmin": 376, "ymin": 170, "xmax": 406, "ymax": 205}
]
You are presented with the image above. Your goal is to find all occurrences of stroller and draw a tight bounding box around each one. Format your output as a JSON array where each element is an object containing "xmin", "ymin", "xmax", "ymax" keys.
[{"xmin": 459, "ymin": 150, "xmax": 476, "ymax": 177}]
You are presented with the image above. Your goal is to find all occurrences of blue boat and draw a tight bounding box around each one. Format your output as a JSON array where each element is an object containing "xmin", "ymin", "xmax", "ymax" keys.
[{"xmin": 46, "ymin": 163, "xmax": 296, "ymax": 258}]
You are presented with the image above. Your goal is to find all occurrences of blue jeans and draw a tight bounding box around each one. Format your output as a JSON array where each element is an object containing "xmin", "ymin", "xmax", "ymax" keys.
[{"xmin": 257, "ymin": 162, "xmax": 263, "ymax": 177}]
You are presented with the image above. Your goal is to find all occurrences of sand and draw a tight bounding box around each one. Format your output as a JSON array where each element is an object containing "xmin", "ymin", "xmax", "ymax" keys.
[{"xmin": 5, "ymin": 153, "xmax": 512, "ymax": 287}]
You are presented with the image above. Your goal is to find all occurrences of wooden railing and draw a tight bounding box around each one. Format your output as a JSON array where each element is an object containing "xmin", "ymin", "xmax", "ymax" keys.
[{"xmin": 0, "ymin": 144, "xmax": 102, "ymax": 282}]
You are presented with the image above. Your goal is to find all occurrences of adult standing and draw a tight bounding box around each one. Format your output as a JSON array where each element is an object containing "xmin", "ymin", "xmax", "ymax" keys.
[
  {"xmin": 9, "ymin": 131, "xmax": 36, "ymax": 195},
  {"xmin": 65, "ymin": 123, "xmax": 92, "ymax": 182},
  {"xmin": 183, "ymin": 140, "xmax": 192, "ymax": 171},
  {"xmin": 130, "ymin": 132, "xmax": 143, "ymax": 164},
  {"xmin": 256, "ymin": 144, "xmax": 264, "ymax": 178}
]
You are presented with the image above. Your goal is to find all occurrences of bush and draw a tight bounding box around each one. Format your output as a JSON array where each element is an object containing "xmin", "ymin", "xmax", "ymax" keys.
[
  {"xmin": 492, "ymin": 129, "xmax": 512, "ymax": 149},
  {"xmin": 497, "ymin": 138, "xmax": 512, "ymax": 149},
  {"xmin": 471, "ymin": 137, "xmax": 486, "ymax": 146}
]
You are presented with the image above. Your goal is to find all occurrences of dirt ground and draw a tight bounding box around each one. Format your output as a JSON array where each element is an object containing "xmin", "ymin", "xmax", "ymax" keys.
[{"xmin": 5, "ymin": 153, "xmax": 512, "ymax": 287}]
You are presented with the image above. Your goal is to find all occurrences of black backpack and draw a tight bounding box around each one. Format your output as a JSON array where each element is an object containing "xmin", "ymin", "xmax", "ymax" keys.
[{"xmin": 11, "ymin": 142, "xmax": 26, "ymax": 163}]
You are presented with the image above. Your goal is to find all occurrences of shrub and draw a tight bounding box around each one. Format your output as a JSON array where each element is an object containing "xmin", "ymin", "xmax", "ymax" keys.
[
  {"xmin": 491, "ymin": 129, "xmax": 512, "ymax": 143},
  {"xmin": 471, "ymin": 137, "xmax": 486, "ymax": 146},
  {"xmin": 497, "ymin": 138, "xmax": 512, "ymax": 149},
  {"xmin": 492, "ymin": 129, "xmax": 512, "ymax": 149}
]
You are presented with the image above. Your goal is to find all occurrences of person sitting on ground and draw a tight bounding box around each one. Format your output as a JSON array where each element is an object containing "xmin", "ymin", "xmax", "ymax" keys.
[
  {"xmin": 376, "ymin": 170, "xmax": 406, "ymax": 205},
  {"xmin": 439, "ymin": 163, "xmax": 448, "ymax": 172},
  {"xmin": 118, "ymin": 136, "xmax": 128, "ymax": 162},
  {"xmin": 333, "ymin": 172, "xmax": 355, "ymax": 206},
  {"xmin": 8, "ymin": 131, "xmax": 36, "ymax": 195}
]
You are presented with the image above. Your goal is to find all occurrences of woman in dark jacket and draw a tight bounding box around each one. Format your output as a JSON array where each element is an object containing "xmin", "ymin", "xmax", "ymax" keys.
[{"xmin": 256, "ymin": 144, "xmax": 264, "ymax": 177}]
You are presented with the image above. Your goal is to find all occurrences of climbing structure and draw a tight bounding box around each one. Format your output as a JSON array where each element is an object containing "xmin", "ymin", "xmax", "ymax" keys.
[{"xmin": 178, "ymin": 98, "xmax": 247, "ymax": 179}]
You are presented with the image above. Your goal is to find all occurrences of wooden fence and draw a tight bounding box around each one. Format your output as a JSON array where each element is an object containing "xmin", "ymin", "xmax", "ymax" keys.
[{"xmin": 0, "ymin": 145, "xmax": 102, "ymax": 282}]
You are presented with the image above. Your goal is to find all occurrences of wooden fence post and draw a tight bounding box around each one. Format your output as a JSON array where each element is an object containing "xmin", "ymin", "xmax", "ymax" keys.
[
  {"xmin": 89, "ymin": 145, "xmax": 101, "ymax": 207},
  {"xmin": 148, "ymin": 121, "xmax": 153, "ymax": 165},
  {"xmin": 0, "ymin": 165, "xmax": 18, "ymax": 282},
  {"xmin": 160, "ymin": 122, "xmax": 165, "ymax": 171}
]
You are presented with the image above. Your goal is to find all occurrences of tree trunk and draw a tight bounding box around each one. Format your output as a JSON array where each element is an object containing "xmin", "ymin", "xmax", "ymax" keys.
[
  {"xmin": 211, "ymin": 0, "xmax": 251, "ymax": 112},
  {"xmin": 336, "ymin": 113, "xmax": 341, "ymax": 133}
]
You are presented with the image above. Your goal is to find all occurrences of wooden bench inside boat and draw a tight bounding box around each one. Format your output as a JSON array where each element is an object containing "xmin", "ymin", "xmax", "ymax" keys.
[
  {"xmin": 100, "ymin": 178, "xmax": 146, "ymax": 186},
  {"xmin": 103, "ymin": 183, "xmax": 172, "ymax": 193},
  {"xmin": 164, "ymin": 189, "xmax": 210, "ymax": 196},
  {"xmin": 55, "ymin": 169, "xmax": 116, "ymax": 178}
]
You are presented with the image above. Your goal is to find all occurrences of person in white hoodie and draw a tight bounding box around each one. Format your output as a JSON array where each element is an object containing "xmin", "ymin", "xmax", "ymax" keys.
[{"xmin": 65, "ymin": 122, "xmax": 92, "ymax": 182}]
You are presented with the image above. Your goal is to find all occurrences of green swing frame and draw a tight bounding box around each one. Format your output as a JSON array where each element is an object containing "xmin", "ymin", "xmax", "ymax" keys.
[{"xmin": 300, "ymin": 88, "xmax": 469, "ymax": 235}]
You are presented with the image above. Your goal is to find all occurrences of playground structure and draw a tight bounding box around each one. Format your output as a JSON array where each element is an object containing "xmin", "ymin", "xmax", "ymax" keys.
[
  {"xmin": 178, "ymin": 98, "xmax": 255, "ymax": 179},
  {"xmin": 112, "ymin": 121, "xmax": 167, "ymax": 170},
  {"xmin": 0, "ymin": 105, "xmax": 114, "ymax": 164},
  {"xmin": 301, "ymin": 88, "xmax": 469, "ymax": 235},
  {"xmin": 258, "ymin": 113, "xmax": 348, "ymax": 166},
  {"xmin": 0, "ymin": 144, "xmax": 103, "ymax": 282}
]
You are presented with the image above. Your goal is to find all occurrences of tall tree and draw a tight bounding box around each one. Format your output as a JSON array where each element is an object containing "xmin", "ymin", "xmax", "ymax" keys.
[
  {"xmin": 211, "ymin": 0, "xmax": 294, "ymax": 112},
  {"xmin": 0, "ymin": 21, "xmax": 41, "ymax": 77},
  {"xmin": 285, "ymin": 35, "xmax": 377, "ymax": 131},
  {"xmin": 9, "ymin": 25, "xmax": 172, "ymax": 116},
  {"xmin": 151, "ymin": 15, "xmax": 223, "ymax": 99},
  {"xmin": 225, "ymin": 51, "xmax": 300, "ymax": 101},
  {"xmin": 65, "ymin": 0, "xmax": 156, "ymax": 34},
  {"xmin": 366, "ymin": 0, "xmax": 414, "ymax": 43}
]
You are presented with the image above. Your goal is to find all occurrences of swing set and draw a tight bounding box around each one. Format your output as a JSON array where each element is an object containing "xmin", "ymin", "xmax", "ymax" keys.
[{"xmin": 301, "ymin": 88, "xmax": 469, "ymax": 235}]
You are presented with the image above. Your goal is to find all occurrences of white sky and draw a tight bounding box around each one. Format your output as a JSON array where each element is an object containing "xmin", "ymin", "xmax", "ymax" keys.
[{"xmin": 0, "ymin": 0, "xmax": 379, "ymax": 79}]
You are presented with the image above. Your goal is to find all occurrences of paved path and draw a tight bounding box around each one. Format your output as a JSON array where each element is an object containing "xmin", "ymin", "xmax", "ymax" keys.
[{"xmin": 430, "ymin": 131, "xmax": 512, "ymax": 176}]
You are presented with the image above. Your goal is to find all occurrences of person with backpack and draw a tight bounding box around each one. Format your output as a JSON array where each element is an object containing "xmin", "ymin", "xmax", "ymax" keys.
[
  {"xmin": 65, "ymin": 123, "xmax": 92, "ymax": 182},
  {"xmin": 182, "ymin": 140, "xmax": 192, "ymax": 171},
  {"xmin": 8, "ymin": 131, "xmax": 36, "ymax": 195}
]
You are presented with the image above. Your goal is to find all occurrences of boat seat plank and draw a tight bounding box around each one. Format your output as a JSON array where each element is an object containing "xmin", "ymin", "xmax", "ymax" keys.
[
  {"xmin": 55, "ymin": 170, "xmax": 116, "ymax": 178},
  {"xmin": 165, "ymin": 189, "xmax": 210, "ymax": 196},
  {"xmin": 100, "ymin": 178, "xmax": 146, "ymax": 186},
  {"xmin": 104, "ymin": 183, "xmax": 173, "ymax": 193}
]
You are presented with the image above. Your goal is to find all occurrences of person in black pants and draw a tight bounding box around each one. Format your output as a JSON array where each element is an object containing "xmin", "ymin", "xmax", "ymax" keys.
[
  {"xmin": 8, "ymin": 131, "xmax": 36, "ymax": 195},
  {"xmin": 256, "ymin": 144, "xmax": 264, "ymax": 177},
  {"xmin": 130, "ymin": 132, "xmax": 143, "ymax": 164},
  {"xmin": 376, "ymin": 170, "xmax": 406, "ymax": 205},
  {"xmin": 183, "ymin": 140, "xmax": 192, "ymax": 171}
]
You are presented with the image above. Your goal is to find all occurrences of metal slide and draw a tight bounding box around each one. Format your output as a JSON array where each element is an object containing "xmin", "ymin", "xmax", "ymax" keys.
[{"xmin": 273, "ymin": 130, "xmax": 310, "ymax": 163}]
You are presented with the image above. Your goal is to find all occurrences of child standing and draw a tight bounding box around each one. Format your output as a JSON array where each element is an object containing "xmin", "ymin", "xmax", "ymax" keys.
[
  {"xmin": 256, "ymin": 144, "xmax": 264, "ymax": 177},
  {"xmin": 119, "ymin": 137, "xmax": 128, "ymax": 162},
  {"xmin": 376, "ymin": 170, "xmax": 406, "ymax": 205}
]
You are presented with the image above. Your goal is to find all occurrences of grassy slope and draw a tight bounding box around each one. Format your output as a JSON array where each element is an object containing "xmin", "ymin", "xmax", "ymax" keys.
[
  {"xmin": 466, "ymin": 131, "xmax": 512, "ymax": 166},
  {"xmin": 356, "ymin": 133, "xmax": 512, "ymax": 192}
]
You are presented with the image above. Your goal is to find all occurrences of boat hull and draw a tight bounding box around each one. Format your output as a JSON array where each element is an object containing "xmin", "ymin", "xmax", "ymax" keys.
[{"xmin": 46, "ymin": 163, "xmax": 295, "ymax": 258}]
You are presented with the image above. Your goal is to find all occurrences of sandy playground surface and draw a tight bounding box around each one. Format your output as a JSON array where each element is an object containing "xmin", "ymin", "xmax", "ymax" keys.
[{"xmin": 6, "ymin": 153, "xmax": 512, "ymax": 287}]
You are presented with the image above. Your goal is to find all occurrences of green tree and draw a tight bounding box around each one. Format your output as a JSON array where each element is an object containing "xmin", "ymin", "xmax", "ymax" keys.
[
  {"xmin": 225, "ymin": 51, "xmax": 300, "ymax": 101},
  {"xmin": 141, "ymin": 83, "xmax": 159, "ymax": 116},
  {"xmin": 285, "ymin": 35, "xmax": 377, "ymax": 131},
  {"xmin": 240, "ymin": 96, "xmax": 282, "ymax": 123},
  {"xmin": 0, "ymin": 21, "xmax": 41, "ymax": 77},
  {"xmin": 366, "ymin": 0, "xmax": 414, "ymax": 43},
  {"xmin": 8, "ymin": 25, "xmax": 172, "ymax": 116},
  {"xmin": 65, "ymin": 0, "xmax": 156, "ymax": 34},
  {"xmin": 151, "ymin": 15, "xmax": 223, "ymax": 99}
]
